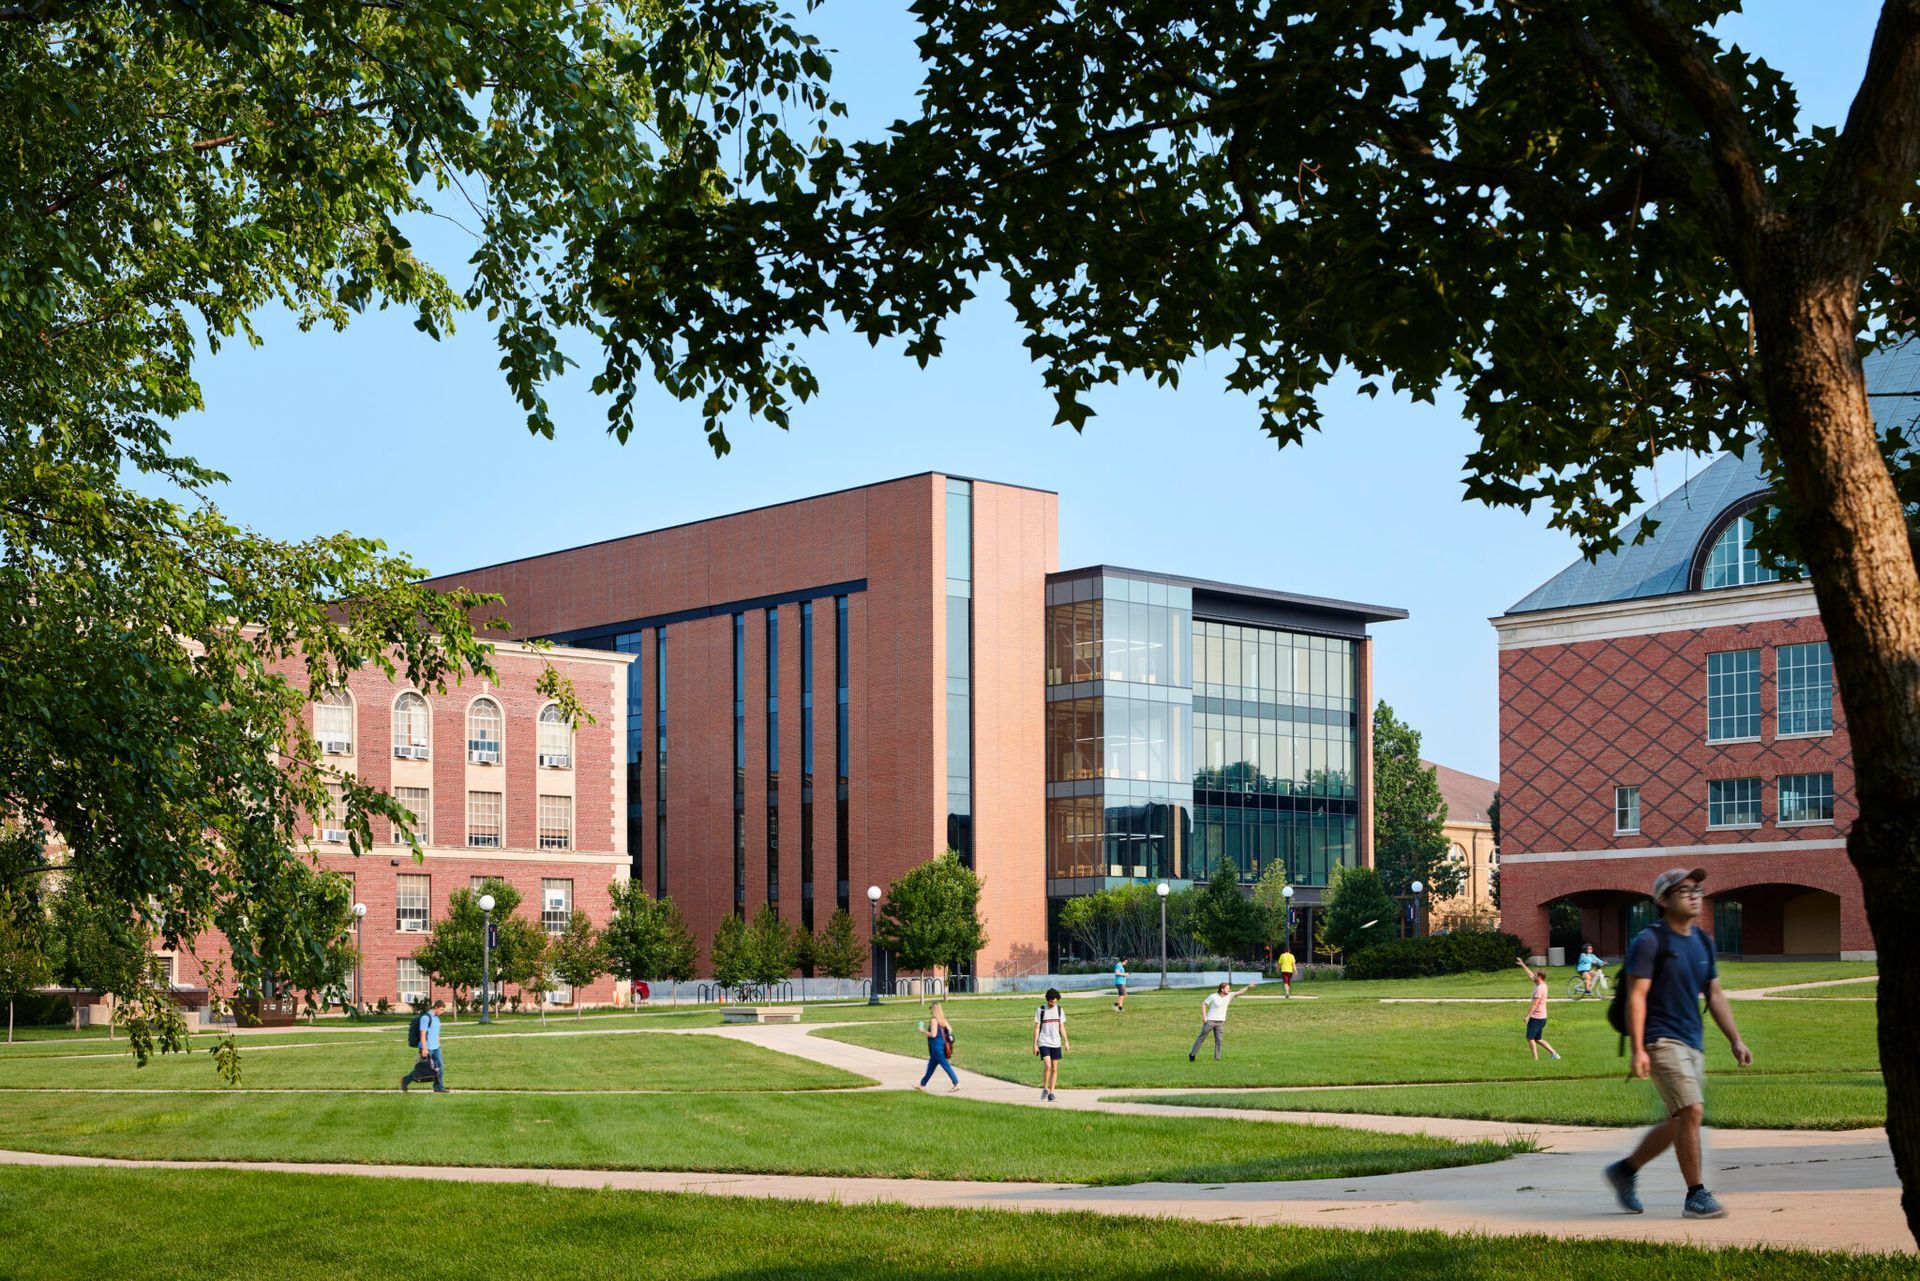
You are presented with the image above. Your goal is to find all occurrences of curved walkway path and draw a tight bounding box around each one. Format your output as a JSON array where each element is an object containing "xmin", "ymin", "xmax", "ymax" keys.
[{"xmin": 2, "ymin": 1017, "xmax": 1903, "ymax": 1255}]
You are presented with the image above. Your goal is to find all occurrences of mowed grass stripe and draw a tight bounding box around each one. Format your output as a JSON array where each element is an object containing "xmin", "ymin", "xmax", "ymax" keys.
[
  {"xmin": 1, "ymin": 1166, "xmax": 1910, "ymax": 1280},
  {"xmin": 0, "ymin": 1090, "xmax": 1521, "ymax": 1185}
]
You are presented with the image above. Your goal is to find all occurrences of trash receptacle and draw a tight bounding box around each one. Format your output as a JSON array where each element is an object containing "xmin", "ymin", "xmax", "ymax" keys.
[{"xmin": 1547, "ymin": 946, "xmax": 1566, "ymax": 967}]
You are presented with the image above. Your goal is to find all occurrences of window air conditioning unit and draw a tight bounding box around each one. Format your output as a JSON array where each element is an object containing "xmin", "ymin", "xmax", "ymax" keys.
[
  {"xmin": 322, "ymin": 828, "xmax": 350, "ymax": 844},
  {"xmin": 320, "ymin": 738, "xmax": 352, "ymax": 755},
  {"xmin": 395, "ymin": 744, "xmax": 429, "ymax": 760},
  {"xmin": 469, "ymin": 747, "xmax": 500, "ymax": 764},
  {"xmin": 399, "ymin": 920, "xmax": 425, "ymax": 933},
  {"xmin": 538, "ymin": 753, "xmax": 571, "ymax": 769}
]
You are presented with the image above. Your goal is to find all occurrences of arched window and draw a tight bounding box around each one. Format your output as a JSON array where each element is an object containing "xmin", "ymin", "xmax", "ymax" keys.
[
  {"xmin": 392, "ymin": 692, "xmax": 431, "ymax": 759},
  {"xmin": 315, "ymin": 688, "xmax": 354, "ymax": 755},
  {"xmin": 537, "ymin": 703, "xmax": 572, "ymax": 769},
  {"xmin": 1700, "ymin": 511, "xmax": 1784, "ymax": 590},
  {"xmin": 467, "ymin": 697, "xmax": 502, "ymax": 764}
]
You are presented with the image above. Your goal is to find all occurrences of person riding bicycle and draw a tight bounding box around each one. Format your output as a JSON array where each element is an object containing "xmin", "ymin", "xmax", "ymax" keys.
[{"xmin": 1577, "ymin": 944, "xmax": 1605, "ymax": 994}]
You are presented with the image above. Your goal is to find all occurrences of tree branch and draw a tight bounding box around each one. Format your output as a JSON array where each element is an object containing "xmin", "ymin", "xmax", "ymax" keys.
[
  {"xmin": 1816, "ymin": 0, "xmax": 1920, "ymax": 275},
  {"xmin": 1612, "ymin": 0, "xmax": 1770, "ymax": 232}
]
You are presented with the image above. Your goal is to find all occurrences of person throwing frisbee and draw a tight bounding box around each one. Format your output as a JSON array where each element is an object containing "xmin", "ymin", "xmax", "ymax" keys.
[
  {"xmin": 1189, "ymin": 980, "xmax": 1254, "ymax": 1061},
  {"xmin": 1515, "ymin": 956, "xmax": 1562, "ymax": 1061}
]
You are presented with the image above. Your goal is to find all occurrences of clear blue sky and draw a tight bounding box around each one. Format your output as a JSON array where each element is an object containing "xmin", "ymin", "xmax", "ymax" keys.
[{"xmin": 171, "ymin": 2, "xmax": 1879, "ymax": 780}]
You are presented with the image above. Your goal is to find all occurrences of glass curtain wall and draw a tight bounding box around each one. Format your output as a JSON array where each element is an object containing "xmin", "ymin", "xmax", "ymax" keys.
[
  {"xmin": 615, "ymin": 631, "xmax": 645, "ymax": 886},
  {"xmin": 800, "ymin": 601, "xmax": 815, "ymax": 931},
  {"xmin": 945, "ymin": 479, "xmax": 974, "ymax": 867},
  {"xmin": 1191, "ymin": 622, "xmax": 1359, "ymax": 886},
  {"xmin": 765, "ymin": 610, "xmax": 780, "ymax": 908},
  {"xmin": 835, "ymin": 594, "xmax": 850, "ymax": 911},
  {"xmin": 1043, "ymin": 575, "xmax": 1193, "ymax": 887},
  {"xmin": 732, "ymin": 613, "xmax": 745, "ymax": 914}
]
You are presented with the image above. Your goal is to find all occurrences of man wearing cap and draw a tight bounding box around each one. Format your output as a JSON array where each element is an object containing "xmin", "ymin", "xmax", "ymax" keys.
[{"xmin": 1603, "ymin": 868, "xmax": 1752, "ymax": 1220}]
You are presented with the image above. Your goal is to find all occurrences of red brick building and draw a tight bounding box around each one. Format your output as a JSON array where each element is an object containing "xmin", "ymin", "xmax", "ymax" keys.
[
  {"xmin": 171, "ymin": 641, "xmax": 633, "ymax": 1008},
  {"xmin": 429, "ymin": 473, "xmax": 1405, "ymax": 977},
  {"xmin": 1494, "ymin": 436, "xmax": 1879, "ymax": 961}
]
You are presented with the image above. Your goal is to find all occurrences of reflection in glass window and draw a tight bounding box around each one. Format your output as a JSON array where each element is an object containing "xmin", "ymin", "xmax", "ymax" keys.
[
  {"xmin": 1702, "ymin": 513, "xmax": 1785, "ymax": 589},
  {"xmin": 392, "ymin": 692, "xmax": 430, "ymax": 758},
  {"xmin": 1777, "ymin": 642, "xmax": 1833, "ymax": 735},
  {"xmin": 1706, "ymin": 650, "xmax": 1762, "ymax": 741},
  {"xmin": 1707, "ymin": 778, "xmax": 1762, "ymax": 828},
  {"xmin": 1779, "ymin": 772, "xmax": 1835, "ymax": 824}
]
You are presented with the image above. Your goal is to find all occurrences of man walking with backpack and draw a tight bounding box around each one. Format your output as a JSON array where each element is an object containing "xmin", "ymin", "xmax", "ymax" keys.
[
  {"xmin": 401, "ymin": 999, "xmax": 449, "ymax": 1093},
  {"xmin": 1604, "ymin": 868, "xmax": 1751, "ymax": 1219}
]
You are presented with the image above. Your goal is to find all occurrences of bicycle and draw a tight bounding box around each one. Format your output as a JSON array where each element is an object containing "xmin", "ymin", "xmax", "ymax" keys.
[{"xmin": 1567, "ymin": 970, "xmax": 1611, "ymax": 1000}]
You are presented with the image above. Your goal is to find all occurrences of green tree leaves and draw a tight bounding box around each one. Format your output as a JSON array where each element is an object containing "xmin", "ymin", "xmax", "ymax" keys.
[
  {"xmin": 1371, "ymin": 703, "xmax": 1463, "ymax": 901},
  {"xmin": 874, "ymin": 850, "xmax": 986, "ymax": 975},
  {"xmin": 1321, "ymin": 866, "xmax": 1401, "ymax": 958}
]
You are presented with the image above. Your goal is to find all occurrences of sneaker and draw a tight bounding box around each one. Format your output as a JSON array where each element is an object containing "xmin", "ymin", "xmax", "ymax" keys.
[
  {"xmin": 1551, "ymin": 1051, "xmax": 1562, "ymax": 1061},
  {"xmin": 400, "ymin": 1080, "xmax": 409, "ymax": 1092},
  {"xmin": 1188, "ymin": 1052, "xmax": 1196, "ymax": 1063},
  {"xmin": 1604, "ymin": 1160, "xmax": 1643, "ymax": 1214},
  {"xmin": 1683, "ymin": 1188, "xmax": 1728, "ymax": 1219}
]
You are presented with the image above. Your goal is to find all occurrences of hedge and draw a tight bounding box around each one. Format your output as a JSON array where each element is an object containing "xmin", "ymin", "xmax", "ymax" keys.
[
  {"xmin": 1345, "ymin": 931, "xmax": 1526, "ymax": 980},
  {"xmin": 6, "ymin": 994, "xmax": 74, "ymax": 1027}
]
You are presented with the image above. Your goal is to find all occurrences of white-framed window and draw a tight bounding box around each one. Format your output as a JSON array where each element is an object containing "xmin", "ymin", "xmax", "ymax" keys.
[
  {"xmin": 393, "ymin": 692, "xmax": 431, "ymax": 759},
  {"xmin": 1779, "ymin": 772, "xmax": 1836, "ymax": 824},
  {"xmin": 538, "ymin": 703, "xmax": 573, "ymax": 769},
  {"xmin": 541, "ymin": 878, "xmax": 572, "ymax": 934},
  {"xmin": 1706, "ymin": 650, "xmax": 1762, "ymax": 742},
  {"xmin": 397, "ymin": 957, "xmax": 429, "ymax": 1005},
  {"xmin": 1702, "ymin": 513, "xmax": 1785, "ymax": 590},
  {"xmin": 538, "ymin": 795, "xmax": 572, "ymax": 851},
  {"xmin": 1777, "ymin": 642, "xmax": 1834, "ymax": 736},
  {"xmin": 1707, "ymin": 778, "xmax": 1763, "ymax": 829},
  {"xmin": 467, "ymin": 790, "xmax": 503, "ymax": 848},
  {"xmin": 392, "ymin": 786, "xmax": 430, "ymax": 845},
  {"xmin": 468, "ymin": 697, "xmax": 503, "ymax": 764},
  {"xmin": 315, "ymin": 688, "xmax": 355, "ymax": 755},
  {"xmin": 319, "ymin": 784, "xmax": 349, "ymax": 844},
  {"xmin": 396, "ymin": 874, "xmax": 431, "ymax": 932},
  {"xmin": 547, "ymin": 970, "xmax": 572, "ymax": 1005},
  {"xmin": 1614, "ymin": 785, "xmax": 1641, "ymax": 835},
  {"xmin": 470, "ymin": 875, "xmax": 492, "ymax": 894}
]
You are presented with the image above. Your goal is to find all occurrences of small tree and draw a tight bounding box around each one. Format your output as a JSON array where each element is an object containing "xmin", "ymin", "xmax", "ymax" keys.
[
  {"xmin": 1191, "ymin": 862, "xmax": 1265, "ymax": 984},
  {"xmin": 810, "ymin": 909, "xmax": 864, "ymax": 983},
  {"xmin": 875, "ymin": 851, "xmax": 988, "ymax": 995},
  {"xmin": 0, "ymin": 891, "xmax": 51, "ymax": 1043},
  {"xmin": 604, "ymin": 878, "xmax": 664, "ymax": 997},
  {"xmin": 415, "ymin": 879, "xmax": 545, "ymax": 1019},
  {"xmin": 1372, "ymin": 703, "xmax": 1462, "ymax": 902},
  {"xmin": 550, "ymin": 911, "xmax": 609, "ymax": 1018},
  {"xmin": 47, "ymin": 877, "xmax": 155, "ymax": 1030},
  {"xmin": 658, "ymin": 900, "xmax": 699, "ymax": 1004},
  {"xmin": 1321, "ymin": 865, "xmax": 1401, "ymax": 958},
  {"xmin": 741, "ymin": 905, "xmax": 795, "ymax": 991},
  {"xmin": 1250, "ymin": 861, "xmax": 1294, "ymax": 954},
  {"xmin": 710, "ymin": 913, "xmax": 748, "ymax": 990}
]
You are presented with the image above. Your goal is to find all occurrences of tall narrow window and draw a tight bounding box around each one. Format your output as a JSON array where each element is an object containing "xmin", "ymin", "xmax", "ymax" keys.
[
  {"xmin": 396, "ymin": 874, "xmax": 430, "ymax": 932},
  {"xmin": 1705, "ymin": 650, "xmax": 1761, "ymax": 742},
  {"xmin": 541, "ymin": 878, "xmax": 573, "ymax": 933},
  {"xmin": 1779, "ymin": 773, "xmax": 1835, "ymax": 824},
  {"xmin": 620, "ymin": 630, "xmax": 644, "ymax": 889},
  {"xmin": 468, "ymin": 697, "xmax": 503, "ymax": 763},
  {"xmin": 1777, "ymin": 642, "xmax": 1834, "ymax": 736},
  {"xmin": 766, "ymin": 609, "xmax": 780, "ymax": 908},
  {"xmin": 944, "ymin": 478, "xmax": 974, "ymax": 870},
  {"xmin": 319, "ymin": 784, "xmax": 348, "ymax": 843},
  {"xmin": 655, "ymin": 627, "xmax": 668, "ymax": 896},
  {"xmin": 393, "ymin": 786, "xmax": 431, "ymax": 845},
  {"xmin": 315, "ymin": 688, "xmax": 354, "ymax": 755},
  {"xmin": 467, "ymin": 790, "xmax": 503, "ymax": 847},
  {"xmin": 392, "ymin": 692, "xmax": 430, "ymax": 759},
  {"xmin": 538, "ymin": 794, "xmax": 572, "ymax": 850},
  {"xmin": 537, "ymin": 703, "xmax": 572, "ymax": 768},
  {"xmin": 1614, "ymin": 785, "xmax": 1641, "ymax": 835},
  {"xmin": 733, "ymin": 612, "xmax": 746, "ymax": 914},
  {"xmin": 396, "ymin": 957, "xmax": 429, "ymax": 1004},
  {"xmin": 800, "ymin": 600, "xmax": 815, "ymax": 931},
  {"xmin": 835, "ymin": 594, "xmax": 850, "ymax": 912}
]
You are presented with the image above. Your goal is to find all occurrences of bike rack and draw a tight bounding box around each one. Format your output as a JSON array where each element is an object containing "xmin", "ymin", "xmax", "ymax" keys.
[{"xmin": 695, "ymin": 983, "xmax": 718, "ymax": 1004}]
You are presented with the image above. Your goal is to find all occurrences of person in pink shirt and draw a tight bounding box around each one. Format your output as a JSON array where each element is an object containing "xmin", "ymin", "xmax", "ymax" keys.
[{"xmin": 1515, "ymin": 957, "xmax": 1562, "ymax": 1061}]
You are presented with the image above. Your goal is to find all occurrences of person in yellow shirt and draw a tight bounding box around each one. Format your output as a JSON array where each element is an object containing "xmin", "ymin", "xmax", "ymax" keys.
[{"xmin": 1278, "ymin": 948, "xmax": 1297, "ymax": 998}]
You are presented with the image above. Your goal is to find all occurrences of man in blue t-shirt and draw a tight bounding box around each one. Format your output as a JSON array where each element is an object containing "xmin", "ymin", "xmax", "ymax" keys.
[
  {"xmin": 1603, "ymin": 868, "xmax": 1751, "ymax": 1221},
  {"xmin": 401, "ymin": 999, "xmax": 449, "ymax": 1093}
]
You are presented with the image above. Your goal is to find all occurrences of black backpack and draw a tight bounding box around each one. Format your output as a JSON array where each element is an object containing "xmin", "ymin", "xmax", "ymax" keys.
[
  {"xmin": 407, "ymin": 1012, "xmax": 425, "ymax": 1049},
  {"xmin": 1608, "ymin": 924, "xmax": 1673, "ymax": 1053}
]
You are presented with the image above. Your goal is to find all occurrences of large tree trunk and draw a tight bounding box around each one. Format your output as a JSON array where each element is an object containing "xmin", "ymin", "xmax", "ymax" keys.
[{"xmin": 1752, "ymin": 271, "xmax": 1920, "ymax": 1243}]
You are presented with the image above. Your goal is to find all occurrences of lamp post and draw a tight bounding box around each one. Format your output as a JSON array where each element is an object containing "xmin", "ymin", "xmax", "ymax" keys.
[
  {"xmin": 478, "ymin": 893, "xmax": 496, "ymax": 1024},
  {"xmin": 1155, "ymin": 882, "xmax": 1170, "ymax": 990},
  {"xmin": 1410, "ymin": 880, "xmax": 1426, "ymax": 939},
  {"xmin": 866, "ymin": 884, "xmax": 883, "ymax": 1006},
  {"xmin": 351, "ymin": 902, "xmax": 366, "ymax": 1014},
  {"xmin": 1281, "ymin": 884, "xmax": 1295, "ymax": 953}
]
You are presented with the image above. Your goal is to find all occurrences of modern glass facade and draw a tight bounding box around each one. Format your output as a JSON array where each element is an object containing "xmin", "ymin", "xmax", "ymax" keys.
[
  {"xmin": 800, "ymin": 600, "xmax": 815, "ymax": 930},
  {"xmin": 765, "ymin": 609, "xmax": 780, "ymax": 908},
  {"xmin": 835, "ymin": 593, "xmax": 850, "ymax": 912},
  {"xmin": 945, "ymin": 478, "xmax": 974, "ymax": 867},
  {"xmin": 1045, "ymin": 570, "xmax": 1362, "ymax": 899},
  {"xmin": 615, "ymin": 630, "xmax": 645, "ymax": 886},
  {"xmin": 732, "ymin": 612, "xmax": 746, "ymax": 914}
]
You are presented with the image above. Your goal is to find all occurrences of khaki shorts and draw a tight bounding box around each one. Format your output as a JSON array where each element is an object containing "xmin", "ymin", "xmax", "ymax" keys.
[{"xmin": 1647, "ymin": 1038, "xmax": 1707, "ymax": 1115}]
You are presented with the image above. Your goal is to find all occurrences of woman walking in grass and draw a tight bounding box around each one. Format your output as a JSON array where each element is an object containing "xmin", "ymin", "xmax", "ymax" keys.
[
  {"xmin": 1033, "ymin": 988, "xmax": 1069, "ymax": 1100},
  {"xmin": 915, "ymin": 1002, "xmax": 960, "ymax": 1092},
  {"xmin": 1515, "ymin": 957, "xmax": 1562, "ymax": 1061}
]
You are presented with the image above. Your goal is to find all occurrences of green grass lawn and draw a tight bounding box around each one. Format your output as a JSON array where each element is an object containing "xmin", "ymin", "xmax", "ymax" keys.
[
  {"xmin": 0, "ymin": 1089, "xmax": 1520, "ymax": 1185},
  {"xmin": 1, "ymin": 1167, "xmax": 1909, "ymax": 1281},
  {"xmin": 1108, "ymin": 1071, "xmax": 1888, "ymax": 1130},
  {"xmin": 816, "ymin": 985, "xmax": 1881, "ymax": 1093},
  {"xmin": 0, "ymin": 1027, "xmax": 864, "ymax": 1092}
]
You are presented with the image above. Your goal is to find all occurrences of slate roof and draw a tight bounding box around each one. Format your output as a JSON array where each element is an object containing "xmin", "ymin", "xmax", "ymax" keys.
[
  {"xmin": 1422, "ymin": 759, "xmax": 1496, "ymax": 826},
  {"xmin": 1504, "ymin": 338, "xmax": 1920, "ymax": 616}
]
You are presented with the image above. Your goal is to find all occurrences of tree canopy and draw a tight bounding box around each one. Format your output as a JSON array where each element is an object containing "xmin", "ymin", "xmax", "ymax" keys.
[
  {"xmin": 1321, "ymin": 865, "xmax": 1401, "ymax": 958},
  {"xmin": 1371, "ymin": 703, "xmax": 1462, "ymax": 901},
  {"xmin": 874, "ymin": 851, "xmax": 987, "ymax": 975},
  {"xmin": 808, "ymin": 908, "xmax": 866, "ymax": 982}
]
